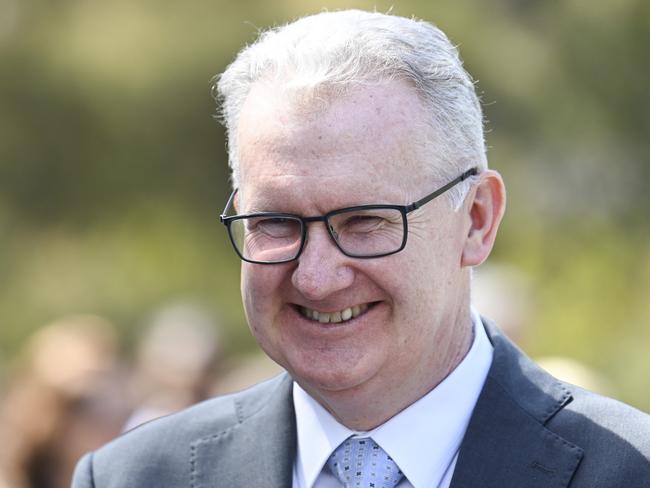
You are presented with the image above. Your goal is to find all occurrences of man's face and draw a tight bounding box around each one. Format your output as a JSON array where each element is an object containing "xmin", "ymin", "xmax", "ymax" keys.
[{"xmin": 235, "ymin": 80, "xmax": 472, "ymax": 416}]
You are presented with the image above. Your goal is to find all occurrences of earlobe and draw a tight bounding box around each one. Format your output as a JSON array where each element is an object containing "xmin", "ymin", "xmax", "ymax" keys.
[{"xmin": 461, "ymin": 170, "xmax": 506, "ymax": 267}]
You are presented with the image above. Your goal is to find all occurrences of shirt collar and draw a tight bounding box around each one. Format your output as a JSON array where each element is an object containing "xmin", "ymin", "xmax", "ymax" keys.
[{"xmin": 293, "ymin": 309, "xmax": 494, "ymax": 488}]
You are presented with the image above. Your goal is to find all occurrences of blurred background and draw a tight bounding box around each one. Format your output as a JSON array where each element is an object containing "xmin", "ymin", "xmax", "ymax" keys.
[{"xmin": 0, "ymin": 0, "xmax": 648, "ymax": 486}]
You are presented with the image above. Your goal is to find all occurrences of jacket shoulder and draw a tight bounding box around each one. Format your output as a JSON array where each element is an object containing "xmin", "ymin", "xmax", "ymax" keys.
[
  {"xmin": 481, "ymin": 319, "xmax": 650, "ymax": 486},
  {"xmin": 72, "ymin": 373, "xmax": 291, "ymax": 488},
  {"xmin": 558, "ymin": 385, "xmax": 650, "ymax": 445},
  {"xmin": 549, "ymin": 385, "xmax": 650, "ymax": 485}
]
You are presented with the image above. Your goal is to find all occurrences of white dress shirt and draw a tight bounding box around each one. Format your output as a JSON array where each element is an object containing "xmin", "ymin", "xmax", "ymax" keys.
[{"xmin": 292, "ymin": 309, "xmax": 493, "ymax": 488}]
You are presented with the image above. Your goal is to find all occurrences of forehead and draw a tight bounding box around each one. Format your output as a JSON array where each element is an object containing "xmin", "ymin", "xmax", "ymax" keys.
[{"xmin": 236, "ymin": 80, "xmax": 433, "ymax": 208}]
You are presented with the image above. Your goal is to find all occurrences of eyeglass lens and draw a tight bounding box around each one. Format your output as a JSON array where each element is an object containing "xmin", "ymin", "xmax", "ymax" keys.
[{"xmin": 228, "ymin": 207, "xmax": 405, "ymax": 263}]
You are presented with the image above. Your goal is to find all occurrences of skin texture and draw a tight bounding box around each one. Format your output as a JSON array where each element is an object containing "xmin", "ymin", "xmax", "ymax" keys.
[{"xmin": 235, "ymin": 79, "xmax": 505, "ymax": 430}]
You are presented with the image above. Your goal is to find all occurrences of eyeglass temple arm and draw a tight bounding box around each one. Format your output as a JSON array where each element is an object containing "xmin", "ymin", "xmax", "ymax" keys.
[
  {"xmin": 221, "ymin": 168, "xmax": 478, "ymax": 219},
  {"xmin": 407, "ymin": 167, "xmax": 479, "ymax": 211},
  {"xmin": 220, "ymin": 188, "xmax": 239, "ymax": 221}
]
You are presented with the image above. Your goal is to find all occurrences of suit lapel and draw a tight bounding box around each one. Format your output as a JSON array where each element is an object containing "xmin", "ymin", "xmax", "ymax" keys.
[
  {"xmin": 190, "ymin": 374, "xmax": 296, "ymax": 488},
  {"xmin": 450, "ymin": 320, "xmax": 584, "ymax": 488},
  {"xmin": 188, "ymin": 321, "xmax": 586, "ymax": 487}
]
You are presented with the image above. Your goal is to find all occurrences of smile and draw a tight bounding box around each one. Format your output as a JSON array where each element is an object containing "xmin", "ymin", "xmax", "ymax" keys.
[{"xmin": 299, "ymin": 303, "xmax": 370, "ymax": 324}]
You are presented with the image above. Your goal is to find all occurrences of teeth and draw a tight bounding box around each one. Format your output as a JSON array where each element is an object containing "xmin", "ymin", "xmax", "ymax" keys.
[{"xmin": 300, "ymin": 303, "xmax": 370, "ymax": 323}]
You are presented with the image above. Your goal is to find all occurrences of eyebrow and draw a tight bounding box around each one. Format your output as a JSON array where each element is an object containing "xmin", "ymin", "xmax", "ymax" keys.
[{"xmin": 244, "ymin": 200, "xmax": 292, "ymax": 214}]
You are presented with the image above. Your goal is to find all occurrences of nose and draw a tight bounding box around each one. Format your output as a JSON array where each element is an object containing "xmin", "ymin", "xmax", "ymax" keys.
[{"xmin": 291, "ymin": 223, "xmax": 354, "ymax": 301}]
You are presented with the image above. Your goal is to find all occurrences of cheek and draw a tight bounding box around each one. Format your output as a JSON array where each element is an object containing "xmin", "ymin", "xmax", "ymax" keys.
[
  {"xmin": 241, "ymin": 265, "xmax": 287, "ymax": 315},
  {"xmin": 240, "ymin": 267, "xmax": 284, "ymax": 353},
  {"xmin": 386, "ymin": 241, "xmax": 459, "ymax": 323},
  {"xmin": 391, "ymin": 248, "xmax": 436, "ymax": 296}
]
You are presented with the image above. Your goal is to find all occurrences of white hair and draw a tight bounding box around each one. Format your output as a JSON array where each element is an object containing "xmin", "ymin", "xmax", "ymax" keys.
[{"xmin": 214, "ymin": 9, "xmax": 487, "ymax": 207}]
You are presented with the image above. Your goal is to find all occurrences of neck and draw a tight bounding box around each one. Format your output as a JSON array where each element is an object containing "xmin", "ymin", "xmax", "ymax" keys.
[{"xmin": 303, "ymin": 306, "xmax": 475, "ymax": 431}]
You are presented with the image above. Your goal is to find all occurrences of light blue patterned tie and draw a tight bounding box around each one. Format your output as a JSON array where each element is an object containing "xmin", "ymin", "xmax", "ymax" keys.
[{"xmin": 326, "ymin": 437, "xmax": 404, "ymax": 488}]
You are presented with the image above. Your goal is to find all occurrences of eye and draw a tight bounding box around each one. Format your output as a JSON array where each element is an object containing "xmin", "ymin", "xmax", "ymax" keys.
[
  {"xmin": 331, "ymin": 208, "xmax": 403, "ymax": 240},
  {"xmin": 249, "ymin": 217, "xmax": 300, "ymax": 238},
  {"xmin": 341, "ymin": 214, "xmax": 387, "ymax": 233}
]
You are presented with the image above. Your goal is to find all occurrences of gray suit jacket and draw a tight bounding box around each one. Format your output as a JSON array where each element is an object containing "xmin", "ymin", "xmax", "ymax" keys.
[{"xmin": 72, "ymin": 320, "xmax": 650, "ymax": 487}]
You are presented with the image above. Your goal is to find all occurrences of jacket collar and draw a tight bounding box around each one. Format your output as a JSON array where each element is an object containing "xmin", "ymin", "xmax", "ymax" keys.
[
  {"xmin": 190, "ymin": 374, "xmax": 296, "ymax": 488},
  {"xmin": 450, "ymin": 318, "xmax": 584, "ymax": 487}
]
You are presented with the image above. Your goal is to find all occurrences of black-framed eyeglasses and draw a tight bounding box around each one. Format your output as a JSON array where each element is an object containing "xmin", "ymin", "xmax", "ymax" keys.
[{"xmin": 220, "ymin": 167, "xmax": 478, "ymax": 264}]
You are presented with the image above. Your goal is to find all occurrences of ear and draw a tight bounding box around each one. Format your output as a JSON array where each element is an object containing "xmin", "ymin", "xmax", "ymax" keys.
[{"xmin": 460, "ymin": 170, "xmax": 506, "ymax": 267}]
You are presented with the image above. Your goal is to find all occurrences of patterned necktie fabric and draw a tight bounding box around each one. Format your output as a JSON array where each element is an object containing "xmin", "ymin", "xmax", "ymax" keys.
[{"xmin": 326, "ymin": 437, "xmax": 404, "ymax": 488}]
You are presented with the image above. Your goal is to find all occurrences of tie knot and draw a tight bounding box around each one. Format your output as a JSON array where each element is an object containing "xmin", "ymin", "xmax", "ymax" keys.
[{"xmin": 326, "ymin": 437, "xmax": 404, "ymax": 488}]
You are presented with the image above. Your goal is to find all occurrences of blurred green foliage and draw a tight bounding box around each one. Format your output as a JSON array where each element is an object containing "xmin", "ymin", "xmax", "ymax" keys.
[{"xmin": 1, "ymin": 0, "xmax": 648, "ymax": 409}]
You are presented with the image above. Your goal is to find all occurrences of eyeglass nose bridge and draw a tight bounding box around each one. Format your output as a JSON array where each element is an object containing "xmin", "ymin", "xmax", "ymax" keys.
[{"xmin": 298, "ymin": 214, "xmax": 343, "ymax": 259}]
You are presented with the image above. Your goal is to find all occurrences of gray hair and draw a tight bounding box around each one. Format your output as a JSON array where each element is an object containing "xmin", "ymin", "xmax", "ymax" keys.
[{"xmin": 214, "ymin": 9, "xmax": 487, "ymax": 207}]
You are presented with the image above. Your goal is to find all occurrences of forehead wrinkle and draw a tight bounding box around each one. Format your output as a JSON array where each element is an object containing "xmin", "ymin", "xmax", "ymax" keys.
[
  {"xmin": 239, "ymin": 124, "xmax": 411, "ymax": 176},
  {"xmin": 241, "ymin": 174, "xmax": 366, "ymax": 214},
  {"xmin": 240, "ymin": 144, "xmax": 422, "ymax": 196},
  {"xmin": 240, "ymin": 157, "xmax": 430, "ymax": 214}
]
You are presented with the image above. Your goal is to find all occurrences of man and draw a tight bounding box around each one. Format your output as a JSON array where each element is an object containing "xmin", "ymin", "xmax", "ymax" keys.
[{"xmin": 72, "ymin": 10, "xmax": 650, "ymax": 487}]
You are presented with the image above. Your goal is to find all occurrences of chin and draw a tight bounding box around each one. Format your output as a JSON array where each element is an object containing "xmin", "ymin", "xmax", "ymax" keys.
[
  {"xmin": 289, "ymin": 355, "xmax": 380, "ymax": 396},
  {"xmin": 252, "ymin": 303, "xmax": 391, "ymax": 394}
]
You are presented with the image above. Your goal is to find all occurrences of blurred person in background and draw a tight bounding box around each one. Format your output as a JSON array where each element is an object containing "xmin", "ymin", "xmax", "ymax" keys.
[
  {"xmin": 73, "ymin": 9, "xmax": 649, "ymax": 488},
  {"xmin": 0, "ymin": 315, "xmax": 129, "ymax": 488},
  {"xmin": 123, "ymin": 302, "xmax": 222, "ymax": 431}
]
